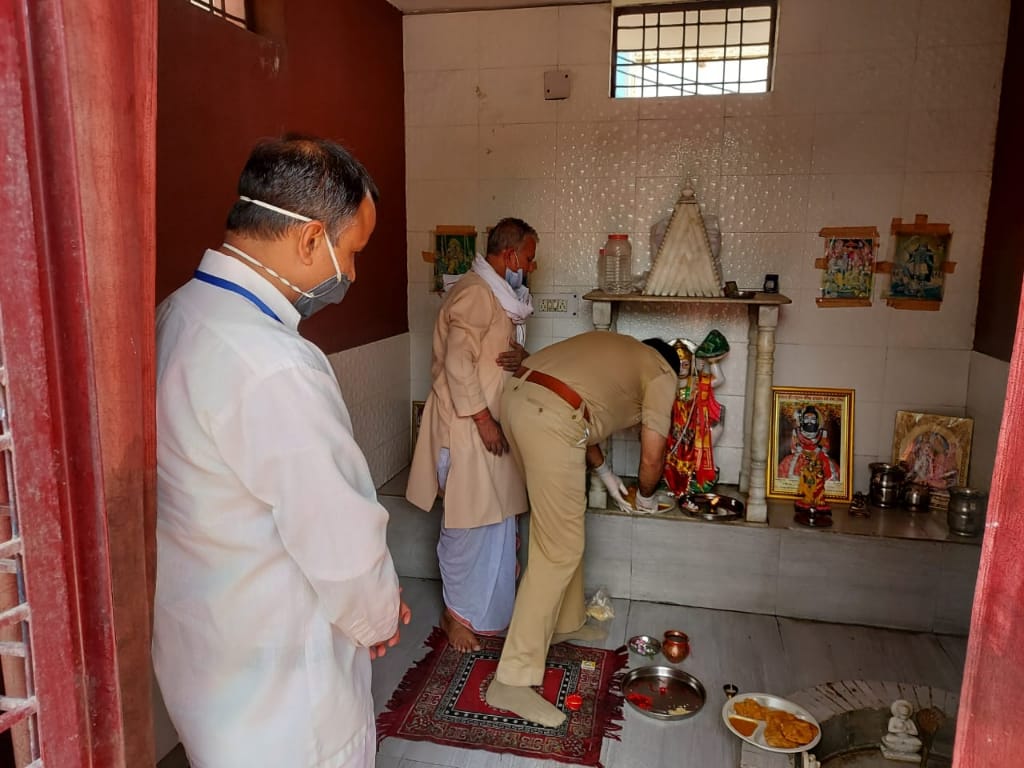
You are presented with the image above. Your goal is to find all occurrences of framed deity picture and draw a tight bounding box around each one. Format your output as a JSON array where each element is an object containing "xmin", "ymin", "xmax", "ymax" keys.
[
  {"xmin": 883, "ymin": 215, "xmax": 954, "ymax": 309},
  {"xmin": 816, "ymin": 226, "xmax": 879, "ymax": 307},
  {"xmin": 768, "ymin": 387, "xmax": 855, "ymax": 502},
  {"xmin": 891, "ymin": 411, "xmax": 973, "ymax": 490},
  {"xmin": 431, "ymin": 226, "xmax": 476, "ymax": 293},
  {"xmin": 410, "ymin": 400, "xmax": 426, "ymax": 455}
]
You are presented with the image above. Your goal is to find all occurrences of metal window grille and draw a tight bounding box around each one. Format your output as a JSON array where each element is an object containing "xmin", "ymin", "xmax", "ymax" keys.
[
  {"xmin": 189, "ymin": 0, "xmax": 249, "ymax": 29},
  {"xmin": 0, "ymin": 332, "xmax": 41, "ymax": 767},
  {"xmin": 612, "ymin": 0, "xmax": 777, "ymax": 98}
]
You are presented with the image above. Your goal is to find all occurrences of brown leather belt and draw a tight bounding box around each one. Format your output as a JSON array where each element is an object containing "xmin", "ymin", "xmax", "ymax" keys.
[{"xmin": 513, "ymin": 366, "xmax": 590, "ymax": 422}]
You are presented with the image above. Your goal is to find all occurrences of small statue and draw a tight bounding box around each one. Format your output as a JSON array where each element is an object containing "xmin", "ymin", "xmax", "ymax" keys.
[
  {"xmin": 782, "ymin": 404, "xmax": 836, "ymax": 527},
  {"xmin": 663, "ymin": 331, "xmax": 728, "ymax": 497},
  {"xmin": 880, "ymin": 699, "xmax": 923, "ymax": 763}
]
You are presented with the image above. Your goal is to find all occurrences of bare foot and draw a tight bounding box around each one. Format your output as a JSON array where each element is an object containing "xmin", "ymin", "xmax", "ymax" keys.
[
  {"xmin": 442, "ymin": 608, "xmax": 481, "ymax": 653},
  {"xmin": 486, "ymin": 679, "xmax": 567, "ymax": 728}
]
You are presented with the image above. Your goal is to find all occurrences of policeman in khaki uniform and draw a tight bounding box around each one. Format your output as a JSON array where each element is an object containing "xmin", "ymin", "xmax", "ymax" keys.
[{"xmin": 485, "ymin": 331, "xmax": 680, "ymax": 727}]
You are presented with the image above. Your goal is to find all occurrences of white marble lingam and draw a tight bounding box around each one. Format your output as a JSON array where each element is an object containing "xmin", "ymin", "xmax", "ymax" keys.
[{"xmin": 880, "ymin": 699, "xmax": 923, "ymax": 763}]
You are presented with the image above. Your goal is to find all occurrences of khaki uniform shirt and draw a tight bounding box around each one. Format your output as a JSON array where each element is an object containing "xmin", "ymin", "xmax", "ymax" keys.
[{"xmin": 517, "ymin": 331, "xmax": 677, "ymax": 442}]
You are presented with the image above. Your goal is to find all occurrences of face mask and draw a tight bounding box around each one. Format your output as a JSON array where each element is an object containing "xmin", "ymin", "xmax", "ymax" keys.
[
  {"xmin": 505, "ymin": 250, "xmax": 524, "ymax": 290},
  {"xmin": 226, "ymin": 196, "xmax": 350, "ymax": 318}
]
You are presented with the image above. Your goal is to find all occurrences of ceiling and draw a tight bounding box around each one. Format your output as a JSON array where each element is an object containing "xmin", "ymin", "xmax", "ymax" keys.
[{"xmin": 386, "ymin": 0, "xmax": 600, "ymax": 13}]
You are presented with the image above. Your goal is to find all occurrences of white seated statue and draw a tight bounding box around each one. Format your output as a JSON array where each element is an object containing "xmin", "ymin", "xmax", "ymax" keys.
[{"xmin": 880, "ymin": 699, "xmax": 923, "ymax": 763}]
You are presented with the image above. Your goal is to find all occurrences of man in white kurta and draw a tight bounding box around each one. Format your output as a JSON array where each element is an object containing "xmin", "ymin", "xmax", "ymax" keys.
[{"xmin": 154, "ymin": 136, "xmax": 403, "ymax": 768}]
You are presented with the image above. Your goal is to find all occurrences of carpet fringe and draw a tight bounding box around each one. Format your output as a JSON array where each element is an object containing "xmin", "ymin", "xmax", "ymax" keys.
[
  {"xmin": 375, "ymin": 625, "xmax": 447, "ymax": 746},
  {"xmin": 586, "ymin": 644, "xmax": 629, "ymax": 768}
]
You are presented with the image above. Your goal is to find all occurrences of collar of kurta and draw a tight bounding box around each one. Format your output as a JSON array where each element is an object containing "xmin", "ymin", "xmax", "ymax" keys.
[{"xmin": 195, "ymin": 248, "xmax": 303, "ymax": 330}]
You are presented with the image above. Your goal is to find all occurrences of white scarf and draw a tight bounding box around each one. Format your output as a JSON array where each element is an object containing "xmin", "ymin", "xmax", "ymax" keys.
[{"xmin": 471, "ymin": 254, "xmax": 533, "ymax": 346}]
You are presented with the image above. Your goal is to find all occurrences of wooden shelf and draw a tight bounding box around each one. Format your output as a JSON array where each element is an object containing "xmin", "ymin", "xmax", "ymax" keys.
[{"xmin": 582, "ymin": 290, "xmax": 792, "ymax": 306}]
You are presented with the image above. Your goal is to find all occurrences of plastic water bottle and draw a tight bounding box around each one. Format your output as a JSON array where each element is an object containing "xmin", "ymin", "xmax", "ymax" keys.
[{"xmin": 603, "ymin": 234, "xmax": 633, "ymax": 294}]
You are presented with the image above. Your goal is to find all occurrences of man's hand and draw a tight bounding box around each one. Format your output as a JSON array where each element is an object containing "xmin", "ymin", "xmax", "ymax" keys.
[
  {"xmin": 496, "ymin": 339, "xmax": 527, "ymax": 372},
  {"xmin": 474, "ymin": 412, "xmax": 509, "ymax": 456},
  {"xmin": 370, "ymin": 594, "xmax": 412, "ymax": 660},
  {"xmin": 595, "ymin": 462, "xmax": 632, "ymax": 514}
]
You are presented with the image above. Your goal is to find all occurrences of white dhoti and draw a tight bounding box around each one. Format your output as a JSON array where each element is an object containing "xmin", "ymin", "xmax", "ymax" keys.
[{"xmin": 437, "ymin": 516, "xmax": 518, "ymax": 634}]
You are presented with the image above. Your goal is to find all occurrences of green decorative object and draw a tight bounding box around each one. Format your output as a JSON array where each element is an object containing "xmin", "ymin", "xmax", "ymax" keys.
[{"xmin": 695, "ymin": 329, "xmax": 729, "ymax": 359}]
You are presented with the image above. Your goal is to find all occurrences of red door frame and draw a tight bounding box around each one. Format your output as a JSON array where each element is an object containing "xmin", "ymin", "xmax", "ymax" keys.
[{"xmin": 0, "ymin": 0, "xmax": 135, "ymax": 763}]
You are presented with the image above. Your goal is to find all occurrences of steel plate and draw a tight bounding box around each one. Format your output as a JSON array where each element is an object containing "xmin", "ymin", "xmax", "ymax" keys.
[
  {"xmin": 684, "ymin": 493, "xmax": 744, "ymax": 521},
  {"xmin": 621, "ymin": 665, "xmax": 706, "ymax": 721}
]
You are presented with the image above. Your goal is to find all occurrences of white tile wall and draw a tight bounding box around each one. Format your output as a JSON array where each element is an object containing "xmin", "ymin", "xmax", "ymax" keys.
[
  {"xmin": 403, "ymin": 2, "xmax": 1010, "ymax": 492},
  {"xmin": 327, "ymin": 333, "xmax": 411, "ymax": 487},
  {"xmin": 966, "ymin": 351, "xmax": 1010, "ymax": 489}
]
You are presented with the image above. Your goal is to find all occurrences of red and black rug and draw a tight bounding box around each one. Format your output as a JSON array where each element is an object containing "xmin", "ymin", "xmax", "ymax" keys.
[{"xmin": 376, "ymin": 627, "xmax": 628, "ymax": 767}]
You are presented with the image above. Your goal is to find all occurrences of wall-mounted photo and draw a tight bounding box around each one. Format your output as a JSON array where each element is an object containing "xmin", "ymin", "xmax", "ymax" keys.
[
  {"xmin": 887, "ymin": 232, "xmax": 951, "ymax": 301},
  {"xmin": 768, "ymin": 387, "xmax": 855, "ymax": 502},
  {"xmin": 891, "ymin": 411, "xmax": 973, "ymax": 490},
  {"xmin": 431, "ymin": 227, "xmax": 476, "ymax": 293},
  {"xmin": 816, "ymin": 227, "xmax": 878, "ymax": 307}
]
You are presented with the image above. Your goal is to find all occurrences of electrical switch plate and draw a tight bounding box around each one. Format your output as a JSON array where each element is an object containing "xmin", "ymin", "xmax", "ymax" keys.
[
  {"xmin": 543, "ymin": 70, "xmax": 570, "ymax": 100},
  {"xmin": 532, "ymin": 292, "xmax": 579, "ymax": 318}
]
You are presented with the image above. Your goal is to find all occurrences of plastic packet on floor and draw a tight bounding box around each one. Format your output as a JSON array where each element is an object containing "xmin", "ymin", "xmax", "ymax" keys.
[{"xmin": 585, "ymin": 586, "xmax": 615, "ymax": 622}]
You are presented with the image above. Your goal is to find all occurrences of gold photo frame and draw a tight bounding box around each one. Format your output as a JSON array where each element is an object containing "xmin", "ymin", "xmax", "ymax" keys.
[
  {"xmin": 891, "ymin": 411, "xmax": 973, "ymax": 490},
  {"xmin": 768, "ymin": 387, "xmax": 855, "ymax": 502}
]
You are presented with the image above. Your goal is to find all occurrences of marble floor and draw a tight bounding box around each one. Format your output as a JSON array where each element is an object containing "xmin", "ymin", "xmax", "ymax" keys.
[{"xmin": 157, "ymin": 576, "xmax": 968, "ymax": 768}]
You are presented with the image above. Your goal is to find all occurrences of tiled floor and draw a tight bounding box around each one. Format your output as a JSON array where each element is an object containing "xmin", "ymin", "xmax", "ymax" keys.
[{"xmin": 157, "ymin": 576, "xmax": 967, "ymax": 768}]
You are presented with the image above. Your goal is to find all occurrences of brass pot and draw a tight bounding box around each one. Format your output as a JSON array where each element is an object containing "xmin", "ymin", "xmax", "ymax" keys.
[
  {"xmin": 869, "ymin": 462, "xmax": 906, "ymax": 507},
  {"xmin": 947, "ymin": 486, "xmax": 988, "ymax": 537},
  {"xmin": 662, "ymin": 630, "xmax": 690, "ymax": 663},
  {"xmin": 902, "ymin": 482, "xmax": 931, "ymax": 512}
]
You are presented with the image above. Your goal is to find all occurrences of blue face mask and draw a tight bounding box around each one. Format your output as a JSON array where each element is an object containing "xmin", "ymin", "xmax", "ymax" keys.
[
  {"xmin": 231, "ymin": 196, "xmax": 351, "ymax": 318},
  {"xmin": 505, "ymin": 250, "xmax": 524, "ymax": 289}
]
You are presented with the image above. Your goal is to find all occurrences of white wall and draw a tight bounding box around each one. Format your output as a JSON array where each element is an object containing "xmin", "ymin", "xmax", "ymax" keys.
[
  {"xmin": 328, "ymin": 333, "xmax": 413, "ymax": 486},
  {"xmin": 404, "ymin": 0, "xmax": 1009, "ymax": 491},
  {"xmin": 966, "ymin": 350, "xmax": 1010, "ymax": 490}
]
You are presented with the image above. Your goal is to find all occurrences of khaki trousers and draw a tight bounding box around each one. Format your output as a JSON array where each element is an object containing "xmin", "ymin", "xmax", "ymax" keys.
[{"xmin": 496, "ymin": 378, "xmax": 590, "ymax": 687}]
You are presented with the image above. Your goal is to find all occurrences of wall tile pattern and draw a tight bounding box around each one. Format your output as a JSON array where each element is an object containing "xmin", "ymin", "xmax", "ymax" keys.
[
  {"xmin": 328, "ymin": 333, "xmax": 411, "ymax": 487},
  {"xmin": 404, "ymin": 1, "xmax": 1009, "ymax": 488}
]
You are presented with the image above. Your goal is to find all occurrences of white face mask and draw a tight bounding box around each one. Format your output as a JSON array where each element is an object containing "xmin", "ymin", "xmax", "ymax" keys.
[
  {"xmin": 224, "ymin": 196, "xmax": 350, "ymax": 318},
  {"xmin": 505, "ymin": 250, "xmax": 524, "ymax": 290}
]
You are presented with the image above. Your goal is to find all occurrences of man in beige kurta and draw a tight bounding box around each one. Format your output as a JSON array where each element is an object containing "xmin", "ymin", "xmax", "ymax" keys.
[
  {"xmin": 485, "ymin": 331, "xmax": 680, "ymax": 726},
  {"xmin": 407, "ymin": 219, "xmax": 537, "ymax": 651}
]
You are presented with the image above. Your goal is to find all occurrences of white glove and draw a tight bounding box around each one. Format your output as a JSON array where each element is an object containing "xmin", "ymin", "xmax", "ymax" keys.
[
  {"xmin": 595, "ymin": 462, "xmax": 631, "ymax": 513},
  {"xmin": 635, "ymin": 490, "xmax": 659, "ymax": 515}
]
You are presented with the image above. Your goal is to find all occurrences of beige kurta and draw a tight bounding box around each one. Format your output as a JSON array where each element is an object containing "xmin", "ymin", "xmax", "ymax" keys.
[{"xmin": 407, "ymin": 272, "xmax": 529, "ymax": 528}]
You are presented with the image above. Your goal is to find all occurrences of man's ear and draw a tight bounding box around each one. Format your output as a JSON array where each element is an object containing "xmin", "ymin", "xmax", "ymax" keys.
[{"xmin": 297, "ymin": 221, "xmax": 325, "ymax": 264}]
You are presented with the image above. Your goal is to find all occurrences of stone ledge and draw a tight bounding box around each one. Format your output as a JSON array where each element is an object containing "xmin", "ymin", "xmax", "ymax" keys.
[{"xmin": 378, "ymin": 467, "xmax": 980, "ymax": 634}]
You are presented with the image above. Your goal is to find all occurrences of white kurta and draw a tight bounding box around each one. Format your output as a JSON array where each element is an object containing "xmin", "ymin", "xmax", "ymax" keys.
[{"xmin": 154, "ymin": 249, "xmax": 400, "ymax": 768}]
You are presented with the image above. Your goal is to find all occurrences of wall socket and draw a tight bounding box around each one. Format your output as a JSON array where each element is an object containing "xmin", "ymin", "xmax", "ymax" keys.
[{"xmin": 532, "ymin": 292, "xmax": 579, "ymax": 317}]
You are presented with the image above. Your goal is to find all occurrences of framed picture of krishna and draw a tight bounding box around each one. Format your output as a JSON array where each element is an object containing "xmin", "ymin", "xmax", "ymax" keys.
[{"xmin": 768, "ymin": 387, "xmax": 855, "ymax": 503}]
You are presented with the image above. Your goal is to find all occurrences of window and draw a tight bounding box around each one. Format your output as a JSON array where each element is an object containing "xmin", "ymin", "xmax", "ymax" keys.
[
  {"xmin": 189, "ymin": 0, "xmax": 249, "ymax": 29},
  {"xmin": 612, "ymin": 1, "xmax": 777, "ymax": 98}
]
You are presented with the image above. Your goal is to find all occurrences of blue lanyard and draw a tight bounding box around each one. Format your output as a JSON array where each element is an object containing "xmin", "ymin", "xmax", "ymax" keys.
[{"xmin": 194, "ymin": 270, "xmax": 283, "ymax": 324}]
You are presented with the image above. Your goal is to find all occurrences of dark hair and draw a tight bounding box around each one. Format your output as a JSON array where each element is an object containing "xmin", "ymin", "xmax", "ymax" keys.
[
  {"xmin": 225, "ymin": 134, "xmax": 380, "ymax": 241},
  {"xmin": 642, "ymin": 337, "xmax": 681, "ymax": 376},
  {"xmin": 486, "ymin": 217, "xmax": 539, "ymax": 256}
]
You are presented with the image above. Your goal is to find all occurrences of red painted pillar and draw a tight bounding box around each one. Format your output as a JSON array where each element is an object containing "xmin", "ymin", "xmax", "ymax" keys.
[
  {"xmin": 954, "ymin": 277, "xmax": 1024, "ymax": 765},
  {"xmin": 0, "ymin": 0, "xmax": 157, "ymax": 764}
]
